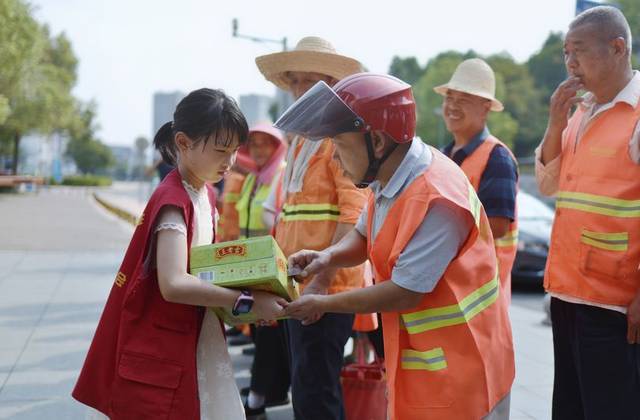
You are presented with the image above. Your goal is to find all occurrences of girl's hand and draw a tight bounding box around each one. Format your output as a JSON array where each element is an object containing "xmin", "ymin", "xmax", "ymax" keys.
[{"xmin": 252, "ymin": 291, "xmax": 288, "ymax": 321}]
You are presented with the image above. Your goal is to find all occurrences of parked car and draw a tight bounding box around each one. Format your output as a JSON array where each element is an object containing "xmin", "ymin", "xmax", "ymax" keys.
[{"xmin": 511, "ymin": 191, "xmax": 554, "ymax": 283}]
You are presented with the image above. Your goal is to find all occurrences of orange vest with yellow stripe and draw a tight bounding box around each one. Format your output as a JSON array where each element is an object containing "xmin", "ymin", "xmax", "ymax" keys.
[
  {"xmin": 368, "ymin": 148, "xmax": 514, "ymax": 420},
  {"xmin": 545, "ymin": 102, "xmax": 640, "ymax": 306},
  {"xmin": 275, "ymin": 138, "xmax": 367, "ymax": 294},
  {"xmin": 459, "ymin": 135, "xmax": 518, "ymax": 300}
]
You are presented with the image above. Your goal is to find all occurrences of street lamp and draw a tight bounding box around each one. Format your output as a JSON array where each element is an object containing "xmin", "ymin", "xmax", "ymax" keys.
[
  {"xmin": 231, "ymin": 18, "xmax": 291, "ymax": 120},
  {"xmin": 231, "ymin": 18, "xmax": 287, "ymax": 51}
]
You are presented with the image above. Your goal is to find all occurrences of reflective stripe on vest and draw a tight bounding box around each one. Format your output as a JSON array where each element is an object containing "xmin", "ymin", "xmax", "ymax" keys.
[
  {"xmin": 580, "ymin": 229, "xmax": 629, "ymax": 252},
  {"xmin": 224, "ymin": 192, "xmax": 240, "ymax": 204},
  {"xmin": 244, "ymin": 228, "xmax": 272, "ymax": 237},
  {"xmin": 401, "ymin": 273, "xmax": 499, "ymax": 334},
  {"xmin": 280, "ymin": 203, "xmax": 340, "ymax": 222},
  {"xmin": 401, "ymin": 347, "xmax": 447, "ymax": 371},
  {"xmin": 495, "ymin": 228, "xmax": 519, "ymax": 248},
  {"xmin": 236, "ymin": 174, "xmax": 271, "ymax": 238},
  {"xmin": 468, "ymin": 184, "xmax": 482, "ymax": 228},
  {"xmin": 556, "ymin": 191, "xmax": 640, "ymax": 218}
]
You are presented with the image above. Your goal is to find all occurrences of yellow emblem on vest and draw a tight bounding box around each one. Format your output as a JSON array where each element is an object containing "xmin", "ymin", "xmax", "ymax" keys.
[{"xmin": 115, "ymin": 272, "xmax": 127, "ymax": 287}]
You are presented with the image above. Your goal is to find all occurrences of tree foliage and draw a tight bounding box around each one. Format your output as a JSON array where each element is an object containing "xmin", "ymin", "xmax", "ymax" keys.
[
  {"xmin": 610, "ymin": 0, "xmax": 640, "ymax": 67},
  {"xmin": 389, "ymin": 56, "xmax": 424, "ymax": 86},
  {"xmin": 396, "ymin": 31, "xmax": 568, "ymax": 157},
  {"xmin": 65, "ymin": 102, "xmax": 114, "ymax": 174},
  {"xmin": 0, "ymin": 0, "xmax": 110, "ymax": 175}
]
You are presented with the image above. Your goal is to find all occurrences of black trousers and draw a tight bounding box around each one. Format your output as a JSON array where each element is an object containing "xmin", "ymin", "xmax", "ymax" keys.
[
  {"xmin": 286, "ymin": 313, "xmax": 354, "ymax": 420},
  {"xmin": 550, "ymin": 297, "xmax": 640, "ymax": 420},
  {"xmin": 249, "ymin": 321, "xmax": 290, "ymax": 400},
  {"xmin": 367, "ymin": 313, "xmax": 385, "ymax": 359}
]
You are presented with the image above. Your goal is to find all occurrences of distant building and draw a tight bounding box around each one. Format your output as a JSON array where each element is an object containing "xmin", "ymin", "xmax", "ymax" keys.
[
  {"xmin": 18, "ymin": 133, "xmax": 75, "ymax": 180},
  {"xmin": 239, "ymin": 94, "xmax": 274, "ymax": 126},
  {"xmin": 153, "ymin": 91, "xmax": 186, "ymax": 137}
]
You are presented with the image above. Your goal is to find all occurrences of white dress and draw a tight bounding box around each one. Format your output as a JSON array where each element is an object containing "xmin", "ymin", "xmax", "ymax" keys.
[{"xmin": 87, "ymin": 180, "xmax": 245, "ymax": 420}]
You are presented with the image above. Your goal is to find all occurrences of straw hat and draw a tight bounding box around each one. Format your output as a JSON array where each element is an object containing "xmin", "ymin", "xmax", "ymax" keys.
[
  {"xmin": 434, "ymin": 58, "xmax": 504, "ymax": 112},
  {"xmin": 255, "ymin": 36, "xmax": 363, "ymax": 91}
]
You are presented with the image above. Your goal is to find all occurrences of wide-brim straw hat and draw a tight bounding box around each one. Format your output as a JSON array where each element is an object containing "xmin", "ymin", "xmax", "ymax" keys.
[
  {"xmin": 434, "ymin": 58, "xmax": 504, "ymax": 112},
  {"xmin": 255, "ymin": 36, "xmax": 363, "ymax": 91}
]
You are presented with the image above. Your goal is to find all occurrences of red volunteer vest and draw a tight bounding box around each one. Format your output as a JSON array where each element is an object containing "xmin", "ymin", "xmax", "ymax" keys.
[{"xmin": 72, "ymin": 169, "xmax": 216, "ymax": 419}]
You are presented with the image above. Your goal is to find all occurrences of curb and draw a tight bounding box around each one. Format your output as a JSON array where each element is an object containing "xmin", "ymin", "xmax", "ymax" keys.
[{"xmin": 93, "ymin": 193, "xmax": 140, "ymax": 226}]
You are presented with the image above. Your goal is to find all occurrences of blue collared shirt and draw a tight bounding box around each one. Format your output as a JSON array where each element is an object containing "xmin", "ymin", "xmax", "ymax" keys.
[
  {"xmin": 442, "ymin": 127, "xmax": 518, "ymax": 221},
  {"xmin": 355, "ymin": 138, "xmax": 471, "ymax": 293}
]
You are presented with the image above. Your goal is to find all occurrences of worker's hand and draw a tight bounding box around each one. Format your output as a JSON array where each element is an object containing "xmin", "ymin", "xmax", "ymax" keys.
[
  {"xmin": 294, "ymin": 278, "xmax": 330, "ymax": 324},
  {"xmin": 288, "ymin": 249, "xmax": 332, "ymax": 280},
  {"xmin": 548, "ymin": 77, "xmax": 584, "ymax": 133},
  {"xmin": 252, "ymin": 291, "xmax": 288, "ymax": 322},
  {"xmin": 285, "ymin": 294, "xmax": 327, "ymax": 326},
  {"xmin": 627, "ymin": 290, "xmax": 640, "ymax": 344}
]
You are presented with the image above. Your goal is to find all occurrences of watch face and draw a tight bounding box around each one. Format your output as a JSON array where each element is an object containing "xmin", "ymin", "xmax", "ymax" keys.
[{"xmin": 233, "ymin": 298, "xmax": 253, "ymax": 315}]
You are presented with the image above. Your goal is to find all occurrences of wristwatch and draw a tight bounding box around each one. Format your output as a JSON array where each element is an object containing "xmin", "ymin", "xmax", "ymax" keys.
[{"xmin": 232, "ymin": 290, "xmax": 254, "ymax": 316}]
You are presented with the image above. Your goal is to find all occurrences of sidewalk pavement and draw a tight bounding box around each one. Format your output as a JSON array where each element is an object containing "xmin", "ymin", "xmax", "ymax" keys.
[{"xmin": 91, "ymin": 183, "xmax": 555, "ymax": 420}]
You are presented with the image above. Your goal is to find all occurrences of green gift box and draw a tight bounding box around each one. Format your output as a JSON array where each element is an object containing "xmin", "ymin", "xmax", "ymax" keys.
[{"xmin": 190, "ymin": 235, "xmax": 299, "ymax": 325}]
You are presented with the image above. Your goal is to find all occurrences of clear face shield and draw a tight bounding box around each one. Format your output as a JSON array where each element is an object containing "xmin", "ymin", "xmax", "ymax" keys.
[{"xmin": 274, "ymin": 81, "xmax": 365, "ymax": 141}]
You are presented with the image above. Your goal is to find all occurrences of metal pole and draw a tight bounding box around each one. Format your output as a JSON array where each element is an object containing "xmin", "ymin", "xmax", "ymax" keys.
[{"xmin": 232, "ymin": 18, "xmax": 287, "ymax": 51}]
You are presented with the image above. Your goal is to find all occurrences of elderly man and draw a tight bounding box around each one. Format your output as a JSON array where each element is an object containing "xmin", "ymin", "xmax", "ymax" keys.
[
  {"xmin": 254, "ymin": 37, "xmax": 368, "ymax": 420},
  {"xmin": 436, "ymin": 58, "xmax": 519, "ymax": 300},
  {"xmin": 536, "ymin": 6, "xmax": 640, "ymax": 419}
]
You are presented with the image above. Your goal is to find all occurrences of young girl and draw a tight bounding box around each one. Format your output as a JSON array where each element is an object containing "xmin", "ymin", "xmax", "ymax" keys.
[{"xmin": 73, "ymin": 88, "xmax": 286, "ymax": 420}]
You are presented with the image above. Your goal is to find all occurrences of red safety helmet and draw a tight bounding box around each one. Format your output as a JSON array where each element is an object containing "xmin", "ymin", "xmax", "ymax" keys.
[
  {"xmin": 274, "ymin": 72, "xmax": 417, "ymax": 187},
  {"xmin": 274, "ymin": 72, "xmax": 416, "ymax": 144},
  {"xmin": 333, "ymin": 73, "xmax": 416, "ymax": 143}
]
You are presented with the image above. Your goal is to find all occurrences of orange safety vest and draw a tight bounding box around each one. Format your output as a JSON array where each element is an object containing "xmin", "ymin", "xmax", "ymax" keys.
[
  {"xmin": 545, "ymin": 102, "xmax": 640, "ymax": 306},
  {"xmin": 368, "ymin": 148, "xmax": 514, "ymax": 420},
  {"xmin": 275, "ymin": 138, "xmax": 367, "ymax": 294},
  {"xmin": 218, "ymin": 171, "xmax": 246, "ymax": 242},
  {"xmin": 459, "ymin": 135, "xmax": 518, "ymax": 300}
]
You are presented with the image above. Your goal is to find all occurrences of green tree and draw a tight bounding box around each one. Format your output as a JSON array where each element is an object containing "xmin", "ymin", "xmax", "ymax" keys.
[
  {"xmin": 0, "ymin": 0, "xmax": 78, "ymax": 174},
  {"xmin": 66, "ymin": 138, "xmax": 113, "ymax": 174},
  {"xmin": 527, "ymin": 32, "xmax": 566, "ymax": 100},
  {"xmin": 389, "ymin": 56, "xmax": 424, "ymax": 85},
  {"xmin": 610, "ymin": 0, "xmax": 640, "ymax": 67},
  {"xmin": 65, "ymin": 101, "xmax": 114, "ymax": 174},
  {"xmin": 486, "ymin": 53, "xmax": 545, "ymax": 155},
  {"xmin": 0, "ymin": 95, "xmax": 8, "ymax": 124},
  {"xmin": 0, "ymin": 0, "xmax": 47, "ymax": 174}
]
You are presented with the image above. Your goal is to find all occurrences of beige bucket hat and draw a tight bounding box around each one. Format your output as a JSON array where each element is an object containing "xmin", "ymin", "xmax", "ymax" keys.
[
  {"xmin": 434, "ymin": 58, "xmax": 504, "ymax": 112},
  {"xmin": 255, "ymin": 36, "xmax": 363, "ymax": 91}
]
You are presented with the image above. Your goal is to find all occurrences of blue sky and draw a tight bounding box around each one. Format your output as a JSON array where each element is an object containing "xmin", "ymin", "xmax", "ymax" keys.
[{"xmin": 32, "ymin": 0, "xmax": 577, "ymax": 146}]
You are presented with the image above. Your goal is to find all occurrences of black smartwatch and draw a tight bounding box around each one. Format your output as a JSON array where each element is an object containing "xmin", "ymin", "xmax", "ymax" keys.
[{"xmin": 232, "ymin": 290, "xmax": 254, "ymax": 316}]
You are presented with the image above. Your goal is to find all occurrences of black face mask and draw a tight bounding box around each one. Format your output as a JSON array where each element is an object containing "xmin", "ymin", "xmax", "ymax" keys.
[{"xmin": 355, "ymin": 132, "xmax": 398, "ymax": 189}]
